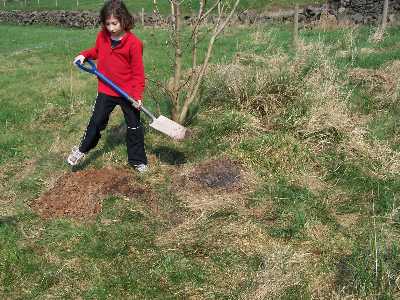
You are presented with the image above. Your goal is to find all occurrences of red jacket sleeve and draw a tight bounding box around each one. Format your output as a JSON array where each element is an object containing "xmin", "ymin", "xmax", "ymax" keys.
[
  {"xmin": 80, "ymin": 33, "xmax": 99, "ymax": 60},
  {"xmin": 130, "ymin": 40, "xmax": 145, "ymax": 100}
]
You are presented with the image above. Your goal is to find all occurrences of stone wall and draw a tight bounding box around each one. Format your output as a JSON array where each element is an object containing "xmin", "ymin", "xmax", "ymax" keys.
[
  {"xmin": 0, "ymin": 7, "xmax": 326, "ymax": 28},
  {"xmin": 0, "ymin": 10, "xmax": 99, "ymax": 28},
  {"xmin": 2, "ymin": 3, "xmax": 399, "ymax": 28},
  {"xmin": 328, "ymin": 0, "xmax": 400, "ymax": 24}
]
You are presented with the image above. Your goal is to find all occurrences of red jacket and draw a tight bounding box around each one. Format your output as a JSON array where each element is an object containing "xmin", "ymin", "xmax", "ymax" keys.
[{"xmin": 81, "ymin": 29, "xmax": 145, "ymax": 100}]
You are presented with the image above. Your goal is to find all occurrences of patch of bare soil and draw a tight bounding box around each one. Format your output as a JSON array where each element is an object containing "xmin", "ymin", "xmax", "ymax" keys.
[
  {"xmin": 30, "ymin": 167, "xmax": 148, "ymax": 220},
  {"xmin": 183, "ymin": 158, "xmax": 241, "ymax": 190},
  {"xmin": 173, "ymin": 158, "xmax": 256, "ymax": 211},
  {"xmin": 189, "ymin": 160, "xmax": 240, "ymax": 189}
]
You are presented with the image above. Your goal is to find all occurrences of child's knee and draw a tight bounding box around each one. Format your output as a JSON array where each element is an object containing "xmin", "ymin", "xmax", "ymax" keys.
[{"xmin": 127, "ymin": 125, "xmax": 144, "ymax": 138}]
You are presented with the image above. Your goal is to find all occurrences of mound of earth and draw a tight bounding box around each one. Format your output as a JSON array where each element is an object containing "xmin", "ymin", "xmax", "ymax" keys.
[{"xmin": 31, "ymin": 167, "xmax": 147, "ymax": 219}]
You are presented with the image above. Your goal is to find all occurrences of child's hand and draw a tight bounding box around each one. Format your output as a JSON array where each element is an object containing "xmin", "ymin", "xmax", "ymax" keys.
[
  {"xmin": 136, "ymin": 99, "xmax": 142, "ymax": 110},
  {"xmin": 73, "ymin": 55, "xmax": 86, "ymax": 65}
]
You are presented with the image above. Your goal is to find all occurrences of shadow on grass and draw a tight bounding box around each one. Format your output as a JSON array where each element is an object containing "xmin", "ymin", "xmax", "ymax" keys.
[
  {"xmin": 0, "ymin": 216, "xmax": 18, "ymax": 227},
  {"xmin": 151, "ymin": 145, "xmax": 186, "ymax": 165}
]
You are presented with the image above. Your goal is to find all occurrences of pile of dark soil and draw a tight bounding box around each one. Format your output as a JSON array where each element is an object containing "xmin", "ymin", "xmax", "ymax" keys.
[{"xmin": 31, "ymin": 167, "xmax": 147, "ymax": 219}]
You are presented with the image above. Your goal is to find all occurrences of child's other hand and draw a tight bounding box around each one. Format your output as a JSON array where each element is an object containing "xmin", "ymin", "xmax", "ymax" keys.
[
  {"xmin": 135, "ymin": 99, "xmax": 142, "ymax": 110},
  {"xmin": 73, "ymin": 55, "xmax": 85, "ymax": 65}
]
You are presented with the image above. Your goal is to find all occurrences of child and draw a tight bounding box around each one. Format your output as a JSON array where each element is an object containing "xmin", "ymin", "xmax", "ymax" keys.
[{"xmin": 67, "ymin": 0, "xmax": 147, "ymax": 172}]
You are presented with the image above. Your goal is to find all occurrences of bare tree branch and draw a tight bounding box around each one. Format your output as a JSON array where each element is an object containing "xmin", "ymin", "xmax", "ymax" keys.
[
  {"xmin": 178, "ymin": 0, "xmax": 240, "ymax": 123},
  {"xmin": 162, "ymin": 0, "xmax": 240, "ymax": 123}
]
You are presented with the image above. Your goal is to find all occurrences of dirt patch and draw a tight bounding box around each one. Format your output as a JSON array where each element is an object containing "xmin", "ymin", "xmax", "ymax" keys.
[
  {"xmin": 30, "ymin": 167, "xmax": 148, "ymax": 220},
  {"xmin": 173, "ymin": 158, "xmax": 258, "ymax": 211},
  {"xmin": 185, "ymin": 159, "xmax": 241, "ymax": 190}
]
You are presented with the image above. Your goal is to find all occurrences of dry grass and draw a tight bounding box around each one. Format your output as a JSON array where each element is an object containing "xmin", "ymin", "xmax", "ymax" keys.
[
  {"xmin": 311, "ymin": 10, "xmax": 339, "ymax": 31},
  {"xmin": 298, "ymin": 49, "xmax": 400, "ymax": 176},
  {"xmin": 309, "ymin": 272, "xmax": 338, "ymax": 299},
  {"xmin": 207, "ymin": 42, "xmax": 390, "ymax": 178},
  {"xmin": 349, "ymin": 60, "xmax": 400, "ymax": 108},
  {"xmin": 230, "ymin": 134, "xmax": 312, "ymax": 177},
  {"xmin": 335, "ymin": 213, "xmax": 361, "ymax": 229},
  {"xmin": 155, "ymin": 215, "xmax": 323, "ymax": 297},
  {"xmin": 0, "ymin": 194, "xmax": 17, "ymax": 217},
  {"xmin": 343, "ymin": 129, "xmax": 400, "ymax": 176},
  {"xmin": 247, "ymin": 243, "xmax": 315, "ymax": 299},
  {"xmin": 0, "ymin": 159, "xmax": 39, "ymax": 216},
  {"xmin": 12, "ymin": 159, "xmax": 38, "ymax": 182},
  {"xmin": 341, "ymin": 62, "xmax": 400, "ymax": 175},
  {"xmin": 293, "ymin": 171, "xmax": 327, "ymax": 194},
  {"xmin": 206, "ymin": 51, "xmax": 303, "ymax": 122}
]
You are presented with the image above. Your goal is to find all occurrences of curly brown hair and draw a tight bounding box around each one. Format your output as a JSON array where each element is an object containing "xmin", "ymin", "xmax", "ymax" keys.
[{"xmin": 100, "ymin": 0, "xmax": 134, "ymax": 31}]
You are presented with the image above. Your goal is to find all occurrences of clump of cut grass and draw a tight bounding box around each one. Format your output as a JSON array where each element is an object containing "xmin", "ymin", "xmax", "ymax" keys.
[
  {"xmin": 298, "ymin": 41, "xmax": 348, "ymax": 117},
  {"xmin": 203, "ymin": 52, "xmax": 305, "ymax": 128},
  {"xmin": 203, "ymin": 41, "xmax": 357, "ymax": 177},
  {"xmin": 300, "ymin": 62, "xmax": 354, "ymax": 153},
  {"xmin": 348, "ymin": 60, "xmax": 400, "ymax": 111},
  {"xmin": 343, "ymin": 129, "xmax": 400, "ymax": 176},
  {"xmin": 204, "ymin": 39, "xmax": 352, "ymax": 135},
  {"xmin": 247, "ymin": 243, "xmax": 314, "ymax": 299}
]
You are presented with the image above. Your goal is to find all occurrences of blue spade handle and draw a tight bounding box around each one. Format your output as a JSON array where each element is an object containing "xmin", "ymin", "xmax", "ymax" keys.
[
  {"xmin": 75, "ymin": 58, "xmax": 97, "ymax": 74},
  {"xmin": 75, "ymin": 59, "xmax": 155, "ymax": 120}
]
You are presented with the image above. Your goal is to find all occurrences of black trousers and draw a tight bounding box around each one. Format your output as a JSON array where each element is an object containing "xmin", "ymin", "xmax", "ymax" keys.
[{"xmin": 79, "ymin": 93, "xmax": 147, "ymax": 165}]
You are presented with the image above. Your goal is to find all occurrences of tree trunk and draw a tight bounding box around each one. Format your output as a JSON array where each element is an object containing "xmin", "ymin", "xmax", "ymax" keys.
[
  {"xmin": 293, "ymin": 5, "xmax": 299, "ymax": 50},
  {"xmin": 381, "ymin": 0, "xmax": 389, "ymax": 33},
  {"xmin": 171, "ymin": 2, "xmax": 182, "ymax": 122},
  {"xmin": 372, "ymin": 0, "xmax": 389, "ymax": 42}
]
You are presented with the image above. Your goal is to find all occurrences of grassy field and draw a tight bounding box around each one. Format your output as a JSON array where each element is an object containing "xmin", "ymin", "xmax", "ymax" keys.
[
  {"xmin": 1, "ymin": 20, "xmax": 400, "ymax": 299},
  {"xmin": 1, "ymin": 0, "xmax": 325, "ymax": 13}
]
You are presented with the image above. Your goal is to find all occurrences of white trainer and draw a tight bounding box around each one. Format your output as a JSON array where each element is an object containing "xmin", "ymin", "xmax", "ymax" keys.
[
  {"xmin": 135, "ymin": 164, "xmax": 148, "ymax": 173},
  {"xmin": 67, "ymin": 146, "xmax": 85, "ymax": 166}
]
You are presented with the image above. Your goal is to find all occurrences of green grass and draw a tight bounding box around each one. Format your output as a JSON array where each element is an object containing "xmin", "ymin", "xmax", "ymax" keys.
[
  {"xmin": 368, "ymin": 110, "xmax": 400, "ymax": 151},
  {"xmin": 322, "ymin": 149, "xmax": 400, "ymax": 215},
  {"xmin": 2, "ymin": 0, "xmax": 325, "ymax": 13},
  {"xmin": 336, "ymin": 235, "xmax": 400, "ymax": 297},
  {"xmin": 1, "ymin": 22, "xmax": 400, "ymax": 298}
]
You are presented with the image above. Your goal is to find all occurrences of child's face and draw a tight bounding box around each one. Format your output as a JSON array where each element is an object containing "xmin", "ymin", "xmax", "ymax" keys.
[{"xmin": 105, "ymin": 15, "xmax": 123, "ymax": 37}]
